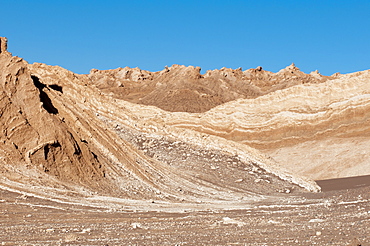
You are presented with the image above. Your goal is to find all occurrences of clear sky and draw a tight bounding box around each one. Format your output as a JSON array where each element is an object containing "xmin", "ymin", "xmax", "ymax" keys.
[{"xmin": 2, "ymin": 0, "xmax": 370, "ymax": 75}]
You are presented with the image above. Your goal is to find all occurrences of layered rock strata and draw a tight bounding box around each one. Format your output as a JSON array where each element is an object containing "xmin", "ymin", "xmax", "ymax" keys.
[
  {"xmin": 87, "ymin": 52, "xmax": 370, "ymax": 180},
  {"xmin": 135, "ymin": 70, "xmax": 370, "ymax": 180}
]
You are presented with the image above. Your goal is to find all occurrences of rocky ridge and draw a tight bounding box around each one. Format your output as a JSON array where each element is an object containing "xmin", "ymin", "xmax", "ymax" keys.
[{"xmin": 88, "ymin": 62, "xmax": 333, "ymax": 113}]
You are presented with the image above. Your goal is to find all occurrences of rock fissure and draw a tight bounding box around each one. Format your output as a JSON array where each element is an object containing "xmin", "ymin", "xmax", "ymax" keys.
[{"xmin": 31, "ymin": 75, "xmax": 59, "ymax": 114}]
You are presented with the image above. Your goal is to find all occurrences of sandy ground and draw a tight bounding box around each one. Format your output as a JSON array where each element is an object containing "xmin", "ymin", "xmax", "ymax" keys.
[{"xmin": 1, "ymin": 178, "xmax": 369, "ymax": 246}]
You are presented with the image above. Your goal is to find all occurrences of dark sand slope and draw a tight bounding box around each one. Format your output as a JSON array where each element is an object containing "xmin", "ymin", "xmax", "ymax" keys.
[{"xmin": 317, "ymin": 174, "xmax": 370, "ymax": 192}]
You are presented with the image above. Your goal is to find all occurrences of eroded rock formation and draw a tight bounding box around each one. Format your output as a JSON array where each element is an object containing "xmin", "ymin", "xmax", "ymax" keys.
[
  {"xmin": 1, "ymin": 37, "xmax": 322, "ymax": 208},
  {"xmin": 3, "ymin": 34, "xmax": 370, "ymax": 209}
]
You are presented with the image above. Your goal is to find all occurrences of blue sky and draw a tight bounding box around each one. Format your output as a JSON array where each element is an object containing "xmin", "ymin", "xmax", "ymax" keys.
[{"xmin": 2, "ymin": 1, "xmax": 370, "ymax": 75}]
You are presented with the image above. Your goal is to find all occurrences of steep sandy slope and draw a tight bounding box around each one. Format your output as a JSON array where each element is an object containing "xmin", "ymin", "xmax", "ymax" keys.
[{"xmin": 0, "ymin": 37, "xmax": 319, "ymax": 209}]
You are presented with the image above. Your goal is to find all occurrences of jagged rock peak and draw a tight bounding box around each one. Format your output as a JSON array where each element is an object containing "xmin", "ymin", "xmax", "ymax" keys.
[
  {"xmin": 164, "ymin": 64, "xmax": 202, "ymax": 75},
  {"xmin": 278, "ymin": 63, "xmax": 300, "ymax": 72},
  {"xmin": 0, "ymin": 37, "xmax": 9, "ymax": 54},
  {"xmin": 310, "ymin": 70, "xmax": 322, "ymax": 77},
  {"xmin": 310, "ymin": 70, "xmax": 320, "ymax": 74},
  {"xmin": 287, "ymin": 62, "xmax": 298, "ymax": 70}
]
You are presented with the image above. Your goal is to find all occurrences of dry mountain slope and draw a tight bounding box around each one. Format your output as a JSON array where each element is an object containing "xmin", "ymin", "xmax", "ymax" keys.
[
  {"xmin": 88, "ymin": 63, "xmax": 333, "ymax": 113},
  {"xmin": 0, "ymin": 37, "xmax": 319, "ymax": 209}
]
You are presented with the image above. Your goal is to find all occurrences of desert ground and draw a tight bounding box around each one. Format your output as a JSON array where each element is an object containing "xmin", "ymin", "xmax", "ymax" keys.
[{"xmin": 1, "ymin": 181, "xmax": 369, "ymax": 245}]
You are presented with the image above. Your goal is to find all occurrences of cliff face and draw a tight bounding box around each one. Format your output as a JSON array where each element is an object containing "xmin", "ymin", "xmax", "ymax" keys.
[{"xmin": 0, "ymin": 37, "xmax": 321, "ymax": 207}]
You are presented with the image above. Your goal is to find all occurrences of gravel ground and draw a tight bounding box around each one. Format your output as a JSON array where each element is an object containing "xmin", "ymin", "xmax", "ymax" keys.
[{"xmin": 1, "ymin": 183, "xmax": 369, "ymax": 245}]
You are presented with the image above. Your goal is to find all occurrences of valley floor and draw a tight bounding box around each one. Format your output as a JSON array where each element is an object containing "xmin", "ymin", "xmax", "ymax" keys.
[{"xmin": 1, "ymin": 178, "xmax": 369, "ymax": 245}]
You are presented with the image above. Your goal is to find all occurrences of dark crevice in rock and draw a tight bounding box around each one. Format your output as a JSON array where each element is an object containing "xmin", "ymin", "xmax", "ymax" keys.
[
  {"xmin": 31, "ymin": 75, "xmax": 59, "ymax": 114},
  {"xmin": 68, "ymin": 132, "xmax": 81, "ymax": 155},
  {"xmin": 49, "ymin": 84, "xmax": 63, "ymax": 93},
  {"xmin": 44, "ymin": 142, "xmax": 61, "ymax": 160},
  {"xmin": 91, "ymin": 152, "xmax": 98, "ymax": 160}
]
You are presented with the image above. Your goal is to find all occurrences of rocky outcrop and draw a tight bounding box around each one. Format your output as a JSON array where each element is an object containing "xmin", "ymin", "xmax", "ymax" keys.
[
  {"xmin": 0, "ymin": 38, "xmax": 109, "ymax": 194},
  {"xmin": 0, "ymin": 37, "xmax": 9, "ymax": 54}
]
